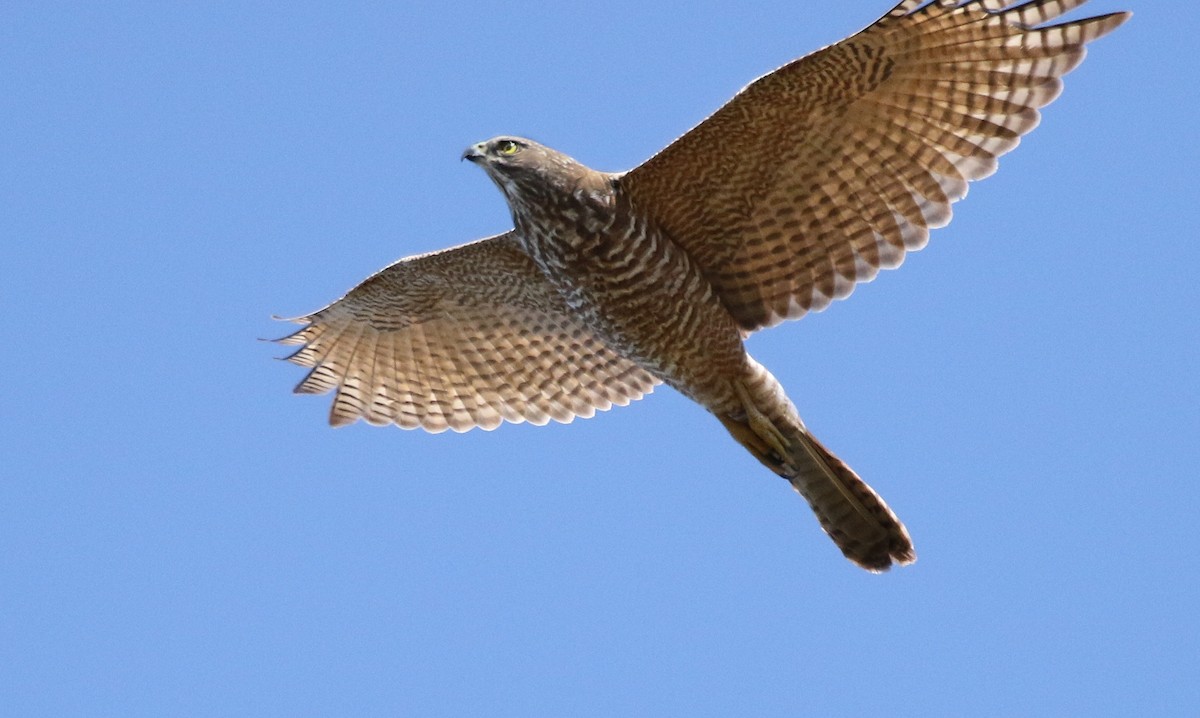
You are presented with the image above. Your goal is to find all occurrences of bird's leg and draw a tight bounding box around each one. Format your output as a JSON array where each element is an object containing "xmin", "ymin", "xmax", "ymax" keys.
[
  {"xmin": 716, "ymin": 414, "xmax": 786, "ymax": 478},
  {"xmin": 733, "ymin": 380, "xmax": 790, "ymax": 464}
]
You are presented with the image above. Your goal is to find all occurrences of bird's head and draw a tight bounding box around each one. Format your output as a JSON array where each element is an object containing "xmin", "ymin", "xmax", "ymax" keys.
[{"xmin": 462, "ymin": 136, "xmax": 588, "ymax": 206}]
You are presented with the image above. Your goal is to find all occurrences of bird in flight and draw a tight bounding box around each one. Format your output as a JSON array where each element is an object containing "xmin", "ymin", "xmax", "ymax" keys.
[{"xmin": 275, "ymin": 0, "xmax": 1128, "ymax": 571}]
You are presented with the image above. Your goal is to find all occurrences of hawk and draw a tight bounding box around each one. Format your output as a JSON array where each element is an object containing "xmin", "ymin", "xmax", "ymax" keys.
[{"xmin": 275, "ymin": 0, "xmax": 1128, "ymax": 571}]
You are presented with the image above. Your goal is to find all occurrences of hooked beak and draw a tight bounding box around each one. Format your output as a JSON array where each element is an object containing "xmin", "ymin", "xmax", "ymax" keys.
[{"xmin": 461, "ymin": 143, "xmax": 486, "ymax": 163}]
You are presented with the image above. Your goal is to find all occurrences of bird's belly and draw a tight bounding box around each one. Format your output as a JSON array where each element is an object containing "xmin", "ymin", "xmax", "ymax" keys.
[{"xmin": 537, "ymin": 226, "xmax": 748, "ymax": 412}]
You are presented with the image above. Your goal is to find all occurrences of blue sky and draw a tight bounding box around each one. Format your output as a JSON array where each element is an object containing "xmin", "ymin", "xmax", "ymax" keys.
[{"xmin": 3, "ymin": 1, "xmax": 1196, "ymax": 715}]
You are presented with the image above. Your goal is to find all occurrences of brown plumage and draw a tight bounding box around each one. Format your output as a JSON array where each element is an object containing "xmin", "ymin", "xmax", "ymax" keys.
[{"xmin": 275, "ymin": 0, "xmax": 1128, "ymax": 571}]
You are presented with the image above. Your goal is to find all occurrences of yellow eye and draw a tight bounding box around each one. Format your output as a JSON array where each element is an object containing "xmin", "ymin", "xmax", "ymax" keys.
[{"xmin": 497, "ymin": 140, "xmax": 520, "ymax": 155}]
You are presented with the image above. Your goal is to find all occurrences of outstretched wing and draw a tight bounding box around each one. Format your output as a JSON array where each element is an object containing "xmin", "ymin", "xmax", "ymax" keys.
[
  {"xmin": 620, "ymin": 0, "xmax": 1128, "ymax": 333},
  {"xmin": 275, "ymin": 232, "xmax": 658, "ymax": 432}
]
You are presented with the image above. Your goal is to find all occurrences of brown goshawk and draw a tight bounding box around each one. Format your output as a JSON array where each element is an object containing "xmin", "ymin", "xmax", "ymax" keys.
[{"xmin": 275, "ymin": 0, "xmax": 1128, "ymax": 571}]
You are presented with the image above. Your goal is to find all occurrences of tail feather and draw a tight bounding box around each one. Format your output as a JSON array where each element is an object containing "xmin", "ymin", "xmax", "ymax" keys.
[
  {"xmin": 785, "ymin": 430, "xmax": 915, "ymax": 571},
  {"xmin": 718, "ymin": 403, "xmax": 915, "ymax": 571}
]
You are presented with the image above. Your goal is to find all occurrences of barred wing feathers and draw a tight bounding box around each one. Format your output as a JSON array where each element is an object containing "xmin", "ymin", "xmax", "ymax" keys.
[
  {"xmin": 620, "ymin": 0, "xmax": 1129, "ymax": 333},
  {"xmin": 276, "ymin": 232, "xmax": 658, "ymax": 432}
]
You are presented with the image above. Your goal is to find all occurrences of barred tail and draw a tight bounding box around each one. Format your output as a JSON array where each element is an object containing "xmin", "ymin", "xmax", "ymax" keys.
[
  {"xmin": 783, "ymin": 428, "xmax": 915, "ymax": 571},
  {"xmin": 720, "ymin": 362, "xmax": 915, "ymax": 571}
]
